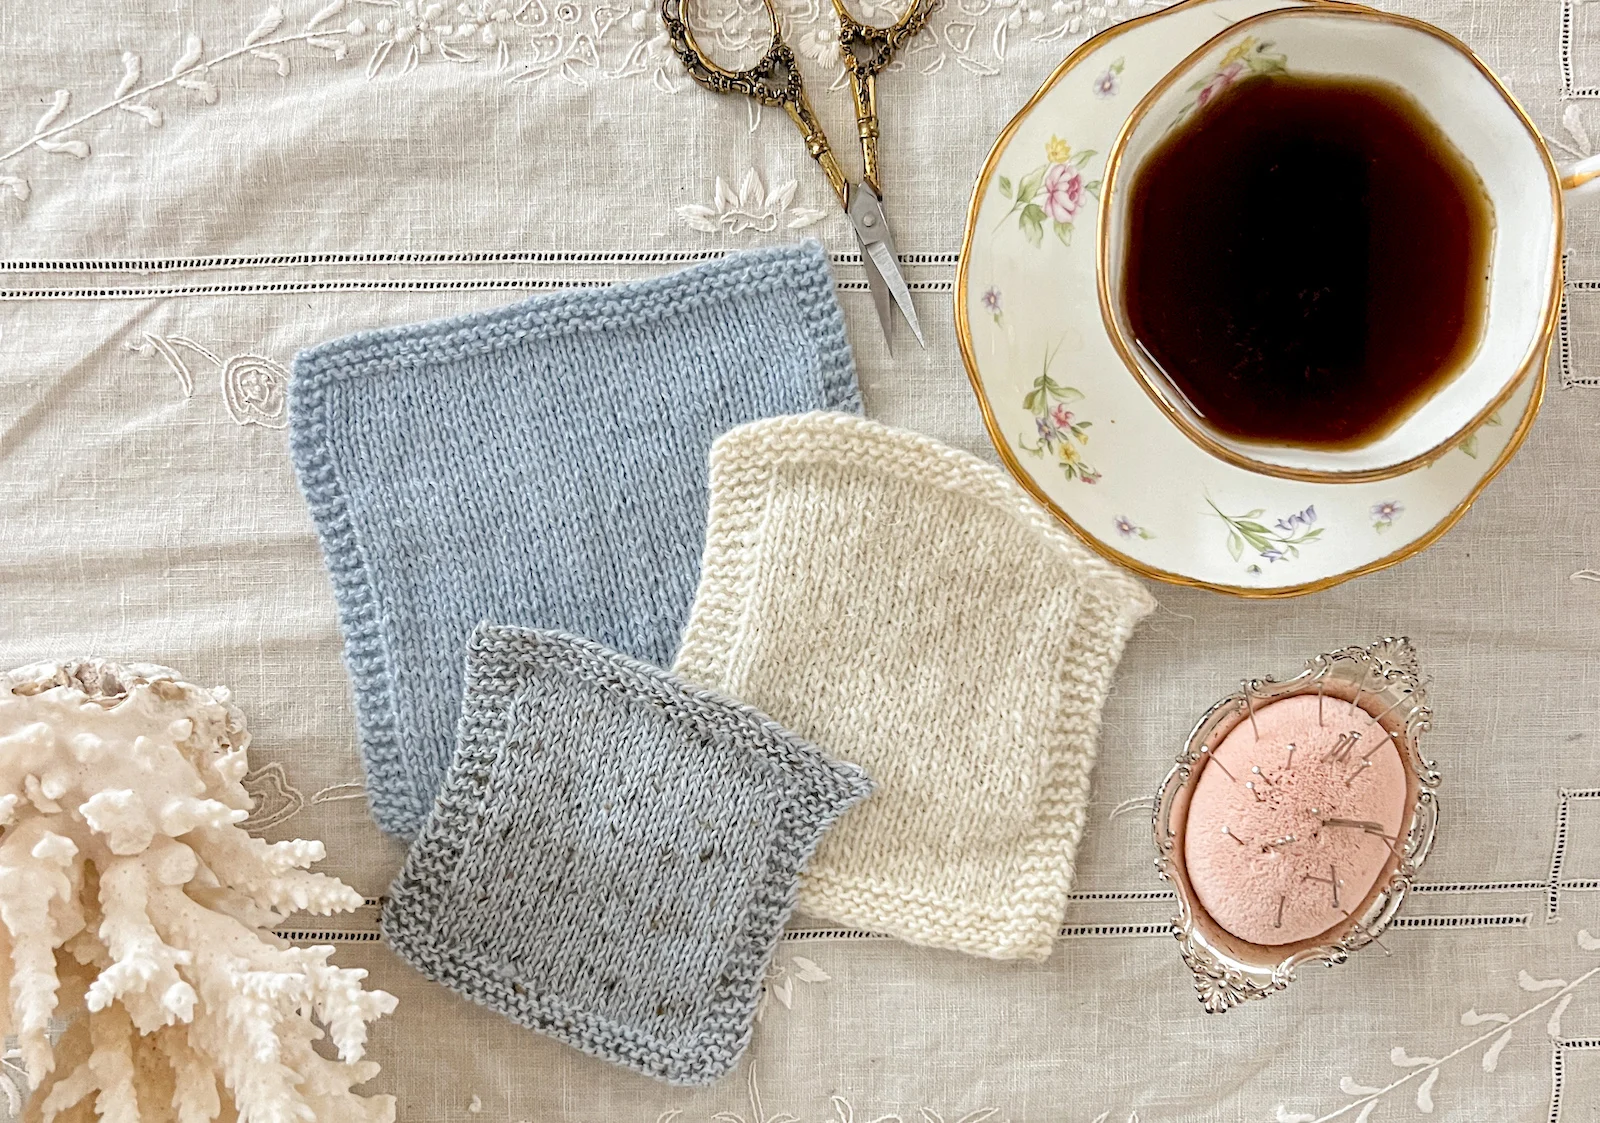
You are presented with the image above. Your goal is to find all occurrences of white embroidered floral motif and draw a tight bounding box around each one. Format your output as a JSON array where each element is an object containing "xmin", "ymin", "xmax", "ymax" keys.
[
  {"xmin": 677, "ymin": 169, "xmax": 828, "ymax": 234},
  {"xmin": 241, "ymin": 761, "xmax": 307, "ymax": 829},
  {"xmin": 655, "ymin": 1068, "xmax": 1024, "ymax": 1123},
  {"xmin": 130, "ymin": 332, "xmax": 290, "ymax": 428},
  {"xmin": 754, "ymin": 953, "xmax": 830, "ymax": 1022},
  {"xmin": 1277, "ymin": 929, "xmax": 1600, "ymax": 1122}
]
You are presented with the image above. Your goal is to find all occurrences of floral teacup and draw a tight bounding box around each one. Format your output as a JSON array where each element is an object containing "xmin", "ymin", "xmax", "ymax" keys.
[{"xmin": 1096, "ymin": 5, "xmax": 1597, "ymax": 484}]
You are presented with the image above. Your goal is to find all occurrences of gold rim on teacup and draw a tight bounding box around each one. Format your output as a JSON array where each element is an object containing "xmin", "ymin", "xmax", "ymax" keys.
[
  {"xmin": 1153, "ymin": 637, "xmax": 1438, "ymax": 1011},
  {"xmin": 1096, "ymin": 5, "xmax": 1566, "ymax": 485}
]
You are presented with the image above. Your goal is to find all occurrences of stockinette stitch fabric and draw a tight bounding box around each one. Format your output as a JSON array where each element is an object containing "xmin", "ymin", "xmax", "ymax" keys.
[
  {"xmin": 673, "ymin": 412, "xmax": 1158, "ymax": 961},
  {"xmin": 382, "ymin": 623, "xmax": 872, "ymax": 1086},
  {"xmin": 288, "ymin": 243, "xmax": 860, "ymax": 838}
]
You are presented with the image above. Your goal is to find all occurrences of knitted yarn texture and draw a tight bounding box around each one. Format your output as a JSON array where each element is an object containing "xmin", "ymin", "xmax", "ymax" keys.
[
  {"xmin": 674, "ymin": 413, "xmax": 1157, "ymax": 960},
  {"xmin": 382, "ymin": 624, "xmax": 872, "ymax": 1086},
  {"xmin": 288, "ymin": 243, "xmax": 860, "ymax": 838}
]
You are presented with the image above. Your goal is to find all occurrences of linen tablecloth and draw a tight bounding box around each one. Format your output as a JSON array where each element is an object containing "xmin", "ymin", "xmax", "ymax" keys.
[{"xmin": 0, "ymin": 1, "xmax": 1597, "ymax": 1119}]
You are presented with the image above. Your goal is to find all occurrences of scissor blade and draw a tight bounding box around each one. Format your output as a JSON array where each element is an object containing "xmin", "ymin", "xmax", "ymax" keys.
[
  {"xmin": 865, "ymin": 239, "xmax": 925, "ymax": 349},
  {"xmin": 860, "ymin": 237, "xmax": 897, "ymax": 353},
  {"xmin": 846, "ymin": 184, "xmax": 926, "ymax": 350}
]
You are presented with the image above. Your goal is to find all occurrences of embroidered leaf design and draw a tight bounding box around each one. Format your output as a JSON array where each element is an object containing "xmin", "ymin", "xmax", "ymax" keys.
[
  {"xmin": 251, "ymin": 48, "xmax": 292, "ymax": 76},
  {"xmin": 119, "ymin": 103, "xmax": 163, "ymax": 127},
  {"xmin": 952, "ymin": 1111, "xmax": 999, "ymax": 1123},
  {"xmin": 1564, "ymin": 104, "xmax": 1593, "ymax": 156},
  {"xmin": 771, "ymin": 975, "xmax": 793, "ymax": 1009},
  {"xmin": 675, "ymin": 205, "xmax": 719, "ymax": 233},
  {"xmin": 115, "ymin": 53, "xmax": 143, "ymax": 98},
  {"xmin": 308, "ymin": 37, "xmax": 349, "ymax": 58},
  {"xmin": 789, "ymin": 956, "xmax": 830, "ymax": 983},
  {"xmin": 35, "ymin": 138, "xmax": 90, "ymax": 158},
  {"xmin": 785, "ymin": 208, "xmax": 826, "ymax": 230},
  {"xmin": 765, "ymin": 178, "xmax": 796, "ymax": 214},
  {"xmin": 177, "ymin": 74, "xmax": 220, "ymax": 103},
  {"xmin": 245, "ymin": 7, "xmax": 286, "ymax": 47},
  {"xmin": 366, "ymin": 39, "xmax": 395, "ymax": 79},
  {"xmin": 1389, "ymin": 1047, "xmax": 1438, "ymax": 1067},
  {"xmin": 308, "ymin": 0, "xmax": 347, "ymax": 31},
  {"xmin": 1127, "ymin": 1113, "xmax": 1139, "ymax": 1123},
  {"xmin": 1481, "ymin": 1028, "xmax": 1514, "ymax": 1072},
  {"xmin": 171, "ymin": 35, "xmax": 205, "ymax": 78},
  {"xmin": 1578, "ymin": 928, "xmax": 1600, "ymax": 951},
  {"xmin": 1518, "ymin": 970, "xmax": 1567, "ymax": 991},
  {"xmin": 1548, "ymin": 993, "xmax": 1574, "ymax": 1037},
  {"xmin": 1353, "ymin": 1104, "xmax": 1375, "ymax": 1123},
  {"xmin": 1414, "ymin": 1068, "xmax": 1439, "ymax": 1112},
  {"xmin": 0, "ymin": 176, "xmax": 30, "ymax": 202},
  {"xmin": 1272, "ymin": 1109, "xmax": 1315, "ymax": 1123},
  {"xmin": 1460, "ymin": 1009, "xmax": 1511, "ymax": 1026},
  {"xmin": 35, "ymin": 90, "xmax": 71, "ymax": 134},
  {"xmin": 1339, "ymin": 1077, "xmax": 1381, "ymax": 1095}
]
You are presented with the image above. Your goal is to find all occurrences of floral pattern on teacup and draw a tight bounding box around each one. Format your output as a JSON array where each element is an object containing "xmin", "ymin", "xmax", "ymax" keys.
[
  {"xmin": 994, "ymin": 136, "xmax": 1102, "ymax": 247},
  {"xmin": 1174, "ymin": 37, "xmax": 1286, "ymax": 125},
  {"xmin": 1208, "ymin": 497, "xmax": 1322, "ymax": 566},
  {"xmin": 1457, "ymin": 410, "xmax": 1502, "ymax": 459},
  {"xmin": 1018, "ymin": 347, "xmax": 1100, "ymax": 484}
]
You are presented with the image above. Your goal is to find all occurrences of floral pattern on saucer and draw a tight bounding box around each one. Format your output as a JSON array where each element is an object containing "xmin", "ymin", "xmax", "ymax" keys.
[
  {"xmin": 1019, "ymin": 348, "xmax": 1100, "ymax": 484},
  {"xmin": 1207, "ymin": 498, "xmax": 1323, "ymax": 568},
  {"xmin": 994, "ymin": 136, "xmax": 1102, "ymax": 247}
]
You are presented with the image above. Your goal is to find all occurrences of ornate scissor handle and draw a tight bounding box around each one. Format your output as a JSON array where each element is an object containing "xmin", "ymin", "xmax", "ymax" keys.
[
  {"xmin": 832, "ymin": 0, "xmax": 939, "ymax": 194},
  {"xmin": 660, "ymin": 0, "xmax": 849, "ymax": 205}
]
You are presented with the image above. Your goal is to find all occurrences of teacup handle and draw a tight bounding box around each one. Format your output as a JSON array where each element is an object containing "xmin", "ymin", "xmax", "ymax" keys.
[{"xmin": 1562, "ymin": 153, "xmax": 1600, "ymax": 203}]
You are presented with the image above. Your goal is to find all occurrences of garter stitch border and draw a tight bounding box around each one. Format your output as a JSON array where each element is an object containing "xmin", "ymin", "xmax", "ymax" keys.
[
  {"xmin": 674, "ymin": 412, "xmax": 1157, "ymax": 961},
  {"xmin": 288, "ymin": 243, "xmax": 859, "ymax": 838},
  {"xmin": 382, "ymin": 624, "xmax": 872, "ymax": 1086}
]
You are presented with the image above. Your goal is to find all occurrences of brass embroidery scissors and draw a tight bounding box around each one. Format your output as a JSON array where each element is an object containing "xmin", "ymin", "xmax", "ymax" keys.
[{"xmin": 661, "ymin": 0, "xmax": 934, "ymax": 350}]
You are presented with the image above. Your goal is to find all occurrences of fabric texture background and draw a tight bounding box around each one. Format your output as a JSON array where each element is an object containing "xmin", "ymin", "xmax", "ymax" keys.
[
  {"xmin": 382, "ymin": 624, "xmax": 871, "ymax": 1086},
  {"xmin": 288, "ymin": 243, "xmax": 860, "ymax": 837},
  {"xmin": 0, "ymin": 0, "xmax": 1596, "ymax": 1119},
  {"xmin": 674, "ymin": 413, "xmax": 1156, "ymax": 960}
]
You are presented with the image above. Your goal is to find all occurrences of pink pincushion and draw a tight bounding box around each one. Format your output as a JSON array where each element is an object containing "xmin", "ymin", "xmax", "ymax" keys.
[{"xmin": 1182, "ymin": 694, "xmax": 1408, "ymax": 945}]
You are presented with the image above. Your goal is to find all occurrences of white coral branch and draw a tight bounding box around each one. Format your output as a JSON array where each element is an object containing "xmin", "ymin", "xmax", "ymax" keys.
[{"xmin": 0, "ymin": 660, "xmax": 395, "ymax": 1122}]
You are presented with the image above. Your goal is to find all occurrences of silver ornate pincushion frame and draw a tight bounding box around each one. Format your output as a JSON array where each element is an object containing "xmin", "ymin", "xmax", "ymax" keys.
[{"xmin": 1153, "ymin": 637, "xmax": 1439, "ymax": 1011}]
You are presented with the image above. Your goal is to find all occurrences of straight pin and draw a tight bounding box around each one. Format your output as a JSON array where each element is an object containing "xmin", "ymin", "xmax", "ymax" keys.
[
  {"xmin": 1284, "ymin": 743, "xmax": 1297, "ymax": 770},
  {"xmin": 1244, "ymin": 781, "xmax": 1265, "ymax": 802},
  {"xmin": 1221, "ymin": 825, "xmax": 1246, "ymax": 846},
  {"xmin": 1318, "ymin": 679, "xmax": 1326, "ymax": 727},
  {"xmin": 1344, "ymin": 760, "xmax": 1373, "ymax": 786},
  {"xmin": 1349, "ymin": 680, "xmax": 1365, "ymax": 718},
  {"xmin": 1367, "ymin": 691, "xmax": 1411, "ymax": 726},
  {"xmin": 1250, "ymin": 765, "xmax": 1275, "ymax": 788},
  {"xmin": 1242, "ymin": 683, "xmax": 1260, "ymax": 740},
  {"xmin": 1275, "ymin": 895, "xmax": 1287, "ymax": 929},
  {"xmin": 1209, "ymin": 755, "xmax": 1239, "ymax": 783}
]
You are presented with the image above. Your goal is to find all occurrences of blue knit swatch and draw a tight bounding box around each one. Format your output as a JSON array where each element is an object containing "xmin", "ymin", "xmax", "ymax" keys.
[
  {"xmin": 288, "ymin": 244, "xmax": 860, "ymax": 837},
  {"xmin": 381, "ymin": 624, "xmax": 873, "ymax": 1085}
]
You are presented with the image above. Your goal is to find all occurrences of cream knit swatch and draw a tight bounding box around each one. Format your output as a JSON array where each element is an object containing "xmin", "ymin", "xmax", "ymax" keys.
[{"xmin": 673, "ymin": 413, "xmax": 1157, "ymax": 960}]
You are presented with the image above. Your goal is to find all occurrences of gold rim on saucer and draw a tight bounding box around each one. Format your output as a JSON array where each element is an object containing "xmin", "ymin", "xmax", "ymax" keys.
[
  {"xmin": 1094, "ymin": 4, "xmax": 1565, "ymax": 485},
  {"xmin": 953, "ymin": 0, "xmax": 1548, "ymax": 598}
]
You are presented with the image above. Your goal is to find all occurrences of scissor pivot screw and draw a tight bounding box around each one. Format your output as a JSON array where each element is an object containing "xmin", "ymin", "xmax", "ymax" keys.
[{"xmin": 862, "ymin": 213, "xmax": 877, "ymax": 228}]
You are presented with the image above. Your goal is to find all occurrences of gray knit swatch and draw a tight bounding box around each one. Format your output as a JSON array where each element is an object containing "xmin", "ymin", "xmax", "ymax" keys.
[
  {"xmin": 288, "ymin": 242, "xmax": 860, "ymax": 838},
  {"xmin": 381, "ymin": 624, "xmax": 874, "ymax": 1086}
]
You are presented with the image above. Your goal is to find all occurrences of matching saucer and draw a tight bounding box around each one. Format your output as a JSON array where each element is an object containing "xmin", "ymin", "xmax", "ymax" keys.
[{"xmin": 955, "ymin": 0, "xmax": 1543, "ymax": 597}]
